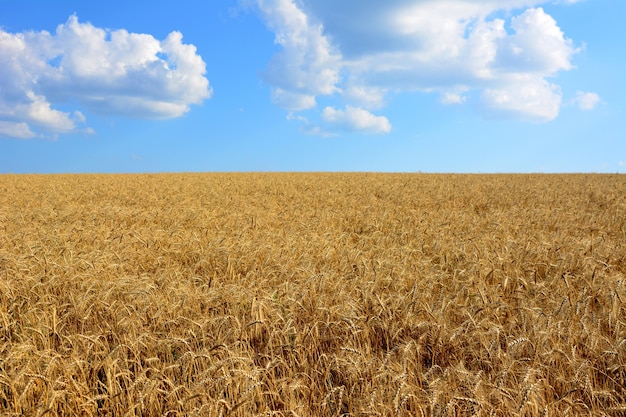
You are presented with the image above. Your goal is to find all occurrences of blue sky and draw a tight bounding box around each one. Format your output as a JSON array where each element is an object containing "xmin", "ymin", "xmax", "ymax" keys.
[{"xmin": 0, "ymin": 0, "xmax": 624, "ymax": 173}]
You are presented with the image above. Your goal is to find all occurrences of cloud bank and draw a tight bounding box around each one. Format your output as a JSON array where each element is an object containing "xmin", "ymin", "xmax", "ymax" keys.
[
  {"xmin": 252, "ymin": 0, "xmax": 599, "ymax": 133},
  {"xmin": 0, "ymin": 15, "xmax": 211, "ymax": 139}
]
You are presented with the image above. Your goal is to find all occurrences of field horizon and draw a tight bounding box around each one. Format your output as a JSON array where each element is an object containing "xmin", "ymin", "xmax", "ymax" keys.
[{"xmin": 1, "ymin": 173, "xmax": 624, "ymax": 416}]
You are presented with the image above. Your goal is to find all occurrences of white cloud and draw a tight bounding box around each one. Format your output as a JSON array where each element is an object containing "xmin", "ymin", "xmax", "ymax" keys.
[
  {"xmin": 286, "ymin": 112, "xmax": 309, "ymax": 123},
  {"xmin": 271, "ymin": 88, "xmax": 316, "ymax": 111},
  {"xmin": 21, "ymin": 91, "xmax": 77, "ymax": 132},
  {"xmin": 343, "ymin": 84, "xmax": 387, "ymax": 110},
  {"xmin": 574, "ymin": 91, "xmax": 601, "ymax": 110},
  {"xmin": 441, "ymin": 92, "xmax": 467, "ymax": 105},
  {"xmin": 482, "ymin": 77, "xmax": 562, "ymax": 122},
  {"xmin": 252, "ymin": 1, "xmax": 584, "ymax": 126},
  {"xmin": 0, "ymin": 121, "xmax": 36, "ymax": 139},
  {"xmin": 255, "ymin": 0, "xmax": 341, "ymax": 96},
  {"xmin": 322, "ymin": 106, "xmax": 391, "ymax": 134},
  {"xmin": 495, "ymin": 8, "xmax": 577, "ymax": 74},
  {"xmin": 0, "ymin": 15, "xmax": 211, "ymax": 139}
]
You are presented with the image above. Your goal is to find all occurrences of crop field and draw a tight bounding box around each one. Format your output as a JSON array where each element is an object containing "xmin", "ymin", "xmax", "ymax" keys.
[{"xmin": 0, "ymin": 173, "xmax": 624, "ymax": 416}]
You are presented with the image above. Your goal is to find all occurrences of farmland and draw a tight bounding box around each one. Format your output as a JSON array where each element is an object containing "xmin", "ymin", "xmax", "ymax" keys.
[{"xmin": 0, "ymin": 173, "xmax": 624, "ymax": 416}]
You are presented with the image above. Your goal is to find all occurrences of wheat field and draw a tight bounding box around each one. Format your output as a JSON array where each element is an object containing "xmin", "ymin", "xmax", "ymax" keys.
[{"xmin": 0, "ymin": 173, "xmax": 624, "ymax": 416}]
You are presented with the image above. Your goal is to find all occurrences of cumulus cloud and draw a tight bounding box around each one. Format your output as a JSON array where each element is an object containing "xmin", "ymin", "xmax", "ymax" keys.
[
  {"xmin": 0, "ymin": 15, "xmax": 211, "ymax": 139},
  {"xmin": 343, "ymin": 84, "xmax": 387, "ymax": 110},
  {"xmin": 481, "ymin": 78, "xmax": 562, "ymax": 122},
  {"xmin": 494, "ymin": 8, "xmax": 577, "ymax": 74},
  {"xmin": 252, "ymin": 0, "xmax": 587, "ymax": 128},
  {"xmin": 0, "ymin": 121, "xmax": 36, "ymax": 139},
  {"xmin": 573, "ymin": 91, "xmax": 601, "ymax": 110},
  {"xmin": 255, "ymin": 0, "xmax": 341, "ymax": 96},
  {"xmin": 322, "ymin": 106, "xmax": 391, "ymax": 134}
]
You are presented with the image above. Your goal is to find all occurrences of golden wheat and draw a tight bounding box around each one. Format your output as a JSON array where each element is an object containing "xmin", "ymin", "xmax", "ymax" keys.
[{"xmin": 0, "ymin": 173, "xmax": 624, "ymax": 416}]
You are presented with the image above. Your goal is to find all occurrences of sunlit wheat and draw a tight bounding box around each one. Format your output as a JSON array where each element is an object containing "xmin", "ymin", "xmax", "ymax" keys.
[{"xmin": 0, "ymin": 173, "xmax": 624, "ymax": 416}]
